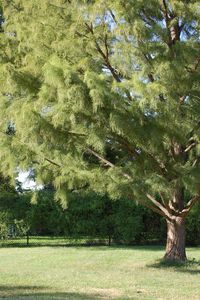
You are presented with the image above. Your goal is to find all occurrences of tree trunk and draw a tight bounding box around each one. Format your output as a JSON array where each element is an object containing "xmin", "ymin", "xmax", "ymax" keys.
[{"xmin": 164, "ymin": 217, "xmax": 186, "ymax": 262}]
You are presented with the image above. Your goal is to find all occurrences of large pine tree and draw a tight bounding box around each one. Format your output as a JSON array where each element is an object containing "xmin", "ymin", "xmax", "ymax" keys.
[{"xmin": 0, "ymin": 0, "xmax": 200, "ymax": 261}]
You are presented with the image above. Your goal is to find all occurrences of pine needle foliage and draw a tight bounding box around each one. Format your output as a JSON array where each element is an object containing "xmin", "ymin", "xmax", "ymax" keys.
[{"xmin": 0, "ymin": 0, "xmax": 200, "ymax": 251}]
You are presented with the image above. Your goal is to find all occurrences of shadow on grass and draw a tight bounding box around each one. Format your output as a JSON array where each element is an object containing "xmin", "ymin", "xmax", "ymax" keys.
[
  {"xmin": 78, "ymin": 245, "xmax": 164, "ymax": 252},
  {"xmin": 147, "ymin": 258, "xmax": 200, "ymax": 274},
  {"xmin": 0, "ymin": 285, "xmax": 115, "ymax": 300}
]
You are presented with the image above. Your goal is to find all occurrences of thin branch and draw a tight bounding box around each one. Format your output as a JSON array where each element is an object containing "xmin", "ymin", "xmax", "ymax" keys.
[
  {"xmin": 104, "ymin": 34, "xmax": 109, "ymax": 60},
  {"xmin": 145, "ymin": 151, "xmax": 168, "ymax": 175},
  {"xmin": 162, "ymin": 0, "xmax": 169, "ymax": 24},
  {"xmin": 95, "ymin": 40, "xmax": 121, "ymax": 83},
  {"xmin": 140, "ymin": 9, "xmax": 157, "ymax": 27},
  {"xmin": 86, "ymin": 148, "xmax": 115, "ymax": 168},
  {"xmin": 85, "ymin": 22, "xmax": 133, "ymax": 101},
  {"xmin": 180, "ymin": 196, "xmax": 200, "ymax": 217},
  {"xmin": 68, "ymin": 131, "xmax": 86, "ymax": 137},
  {"xmin": 108, "ymin": 9, "xmax": 117, "ymax": 24},
  {"xmin": 44, "ymin": 157, "xmax": 61, "ymax": 168},
  {"xmin": 194, "ymin": 57, "xmax": 200, "ymax": 71},
  {"xmin": 192, "ymin": 157, "xmax": 200, "ymax": 167},
  {"xmin": 184, "ymin": 142, "xmax": 196, "ymax": 153},
  {"xmin": 137, "ymin": 198, "xmax": 172, "ymax": 221},
  {"xmin": 86, "ymin": 148, "xmax": 132, "ymax": 180},
  {"xmin": 75, "ymin": 31, "xmax": 89, "ymax": 39},
  {"xmin": 144, "ymin": 55, "xmax": 165, "ymax": 102},
  {"xmin": 112, "ymin": 134, "xmax": 140, "ymax": 159}
]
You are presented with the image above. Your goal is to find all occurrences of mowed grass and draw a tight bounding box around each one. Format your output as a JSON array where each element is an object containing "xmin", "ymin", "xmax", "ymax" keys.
[{"xmin": 0, "ymin": 245, "xmax": 200, "ymax": 300}]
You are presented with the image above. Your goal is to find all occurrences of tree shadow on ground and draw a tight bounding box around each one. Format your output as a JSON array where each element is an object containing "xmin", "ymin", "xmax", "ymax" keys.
[
  {"xmin": 82, "ymin": 245, "xmax": 164, "ymax": 251},
  {"xmin": 147, "ymin": 258, "xmax": 200, "ymax": 275},
  {"xmin": 0, "ymin": 285, "xmax": 119, "ymax": 300}
]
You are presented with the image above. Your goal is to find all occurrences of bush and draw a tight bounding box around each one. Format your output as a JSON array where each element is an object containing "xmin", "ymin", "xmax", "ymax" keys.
[
  {"xmin": 0, "ymin": 212, "xmax": 10, "ymax": 239},
  {"xmin": 186, "ymin": 202, "xmax": 200, "ymax": 246}
]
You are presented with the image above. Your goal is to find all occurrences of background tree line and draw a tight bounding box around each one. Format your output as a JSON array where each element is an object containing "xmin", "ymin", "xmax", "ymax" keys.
[
  {"xmin": 0, "ymin": 0, "xmax": 199, "ymax": 261},
  {"xmin": 1, "ymin": 181, "xmax": 200, "ymax": 246}
]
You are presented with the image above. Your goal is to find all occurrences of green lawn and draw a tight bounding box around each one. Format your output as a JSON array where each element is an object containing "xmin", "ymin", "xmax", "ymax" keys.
[{"xmin": 0, "ymin": 245, "xmax": 200, "ymax": 300}]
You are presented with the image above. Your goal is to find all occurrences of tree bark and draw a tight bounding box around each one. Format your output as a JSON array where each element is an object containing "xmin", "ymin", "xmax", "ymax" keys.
[{"xmin": 164, "ymin": 217, "xmax": 186, "ymax": 262}]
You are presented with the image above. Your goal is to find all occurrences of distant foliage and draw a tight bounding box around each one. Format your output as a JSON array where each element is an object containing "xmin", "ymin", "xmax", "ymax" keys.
[
  {"xmin": 1, "ymin": 185, "xmax": 200, "ymax": 245},
  {"xmin": 0, "ymin": 212, "xmax": 10, "ymax": 239},
  {"xmin": 186, "ymin": 203, "xmax": 200, "ymax": 246}
]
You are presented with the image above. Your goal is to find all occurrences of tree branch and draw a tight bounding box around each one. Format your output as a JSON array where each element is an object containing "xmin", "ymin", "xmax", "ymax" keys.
[
  {"xmin": 86, "ymin": 148, "xmax": 115, "ymax": 168},
  {"xmin": 146, "ymin": 193, "xmax": 171, "ymax": 219},
  {"xmin": 85, "ymin": 22, "xmax": 133, "ymax": 101},
  {"xmin": 162, "ymin": 0, "xmax": 169, "ymax": 24},
  {"xmin": 108, "ymin": 9, "xmax": 117, "ymax": 24},
  {"xmin": 137, "ymin": 198, "xmax": 172, "ymax": 221},
  {"xmin": 87, "ymin": 148, "xmax": 172, "ymax": 220},
  {"xmin": 44, "ymin": 157, "xmax": 61, "ymax": 168},
  {"xmin": 86, "ymin": 148, "xmax": 132, "ymax": 179},
  {"xmin": 192, "ymin": 157, "xmax": 200, "ymax": 167},
  {"xmin": 180, "ymin": 196, "xmax": 200, "ymax": 217},
  {"xmin": 184, "ymin": 142, "xmax": 196, "ymax": 153}
]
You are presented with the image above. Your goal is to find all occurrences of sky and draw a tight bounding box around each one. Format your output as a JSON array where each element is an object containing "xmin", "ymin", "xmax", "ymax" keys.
[{"xmin": 17, "ymin": 171, "xmax": 39, "ymax": 190}]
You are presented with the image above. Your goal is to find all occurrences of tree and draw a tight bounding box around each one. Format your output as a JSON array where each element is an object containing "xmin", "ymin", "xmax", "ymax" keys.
[
  {"xmin": 29, "ymin": 187, "xmax": 67, "ymax": 236},
  {"xmin": 0, "ymin": 0, "xmax": 199, "ymax": 261},
  {"xmin": 0, "ymin": 174, "xmax": 22, "ymax": 238},
  {"xmin": 65, "ymin": 192, "xmax": 145, "ymax": 245}
]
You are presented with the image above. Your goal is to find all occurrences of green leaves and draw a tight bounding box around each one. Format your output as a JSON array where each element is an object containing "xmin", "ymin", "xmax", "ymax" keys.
[{"xmin": 0, "ymin": 0, "xmax": 199, "ymax": 212}]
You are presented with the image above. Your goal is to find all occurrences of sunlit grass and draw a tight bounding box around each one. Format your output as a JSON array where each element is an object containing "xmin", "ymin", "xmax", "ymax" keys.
[{"xmin": 0, "ymin": 245, "xmax": 200, "ymax": 299}]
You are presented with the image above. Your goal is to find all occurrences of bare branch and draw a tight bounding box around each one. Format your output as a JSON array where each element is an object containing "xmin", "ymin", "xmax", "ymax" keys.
[
  {"xmin": 86, "ymin": 148, "xmax": 115, "ymax": 168},
  {"xmin": 137, "ymin": 198, "xmax": 172, "ymax": 221},
  {"xmin": 192, "ymin": 157, "xmax": 200, "ymax": 167},
  {"xmin": 108, "ymin": 9, "xmax": 117, "ymax": 24},
  {"xmin": 44, "ymin": 157, "xmax": 61, "ymax": 168},
  {"xmin": 86, "ymin": 148, "xmax": 132, "ymax": 180},
  {"xmin": 146, "ymin": 193, "xmax": 172, "ymax": 219},
  {"xmin": 180, "ymin": 196, "xmax": 200, "ymax": 217},
  {"xmin": 85, "ymin": 22, "xmax": 133, "ymax": 101},
  {"xmin": 161, "ymin": 0, "xmax": 169, "ymax": 25},
  {"xmin": 184, "ymin": 142, "xmax": 196, "ymax": 153},
  {"xmin": 104, "ymin": 34, "xmax": 109, "ymax": 60}
]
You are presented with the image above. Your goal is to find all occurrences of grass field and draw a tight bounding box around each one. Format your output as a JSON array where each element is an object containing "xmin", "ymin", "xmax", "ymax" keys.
[{"xmin": 0, "ymin": 245, "xmax": 200, "ymax": 300}]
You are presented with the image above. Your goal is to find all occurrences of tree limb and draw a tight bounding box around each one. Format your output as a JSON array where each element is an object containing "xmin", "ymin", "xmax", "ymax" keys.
[
  {"xmin": 180, "ymin": 196, "xmax": 200, "ymax": 217},
  {"xmin": 44, "ymin": 157, "xmax": 61, "ymax": 168},
  {"xmin": 86, "ymin": 148, "xmax": 132, "ymax": 179},
  {"xmin": 136, "ymin": 198, "xmax": 172, "ymax": 221},
  {"xmin": 86, "ymin": 148, "xmax": 115, "ymax": 168},
  {"xmin": 146, "ymin": 193, "xmax": 171, "ymax": 219},
  {"xmin": 184, "ymin": 142, "xmax": 196, "ymax": 153},
  {"xmin": 87, "ymin": 148, "xmax": 172, "ymax": 220},
  {"xmin": 85, "ymin": 22, "xmax": 133, "ymax": 101}
]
